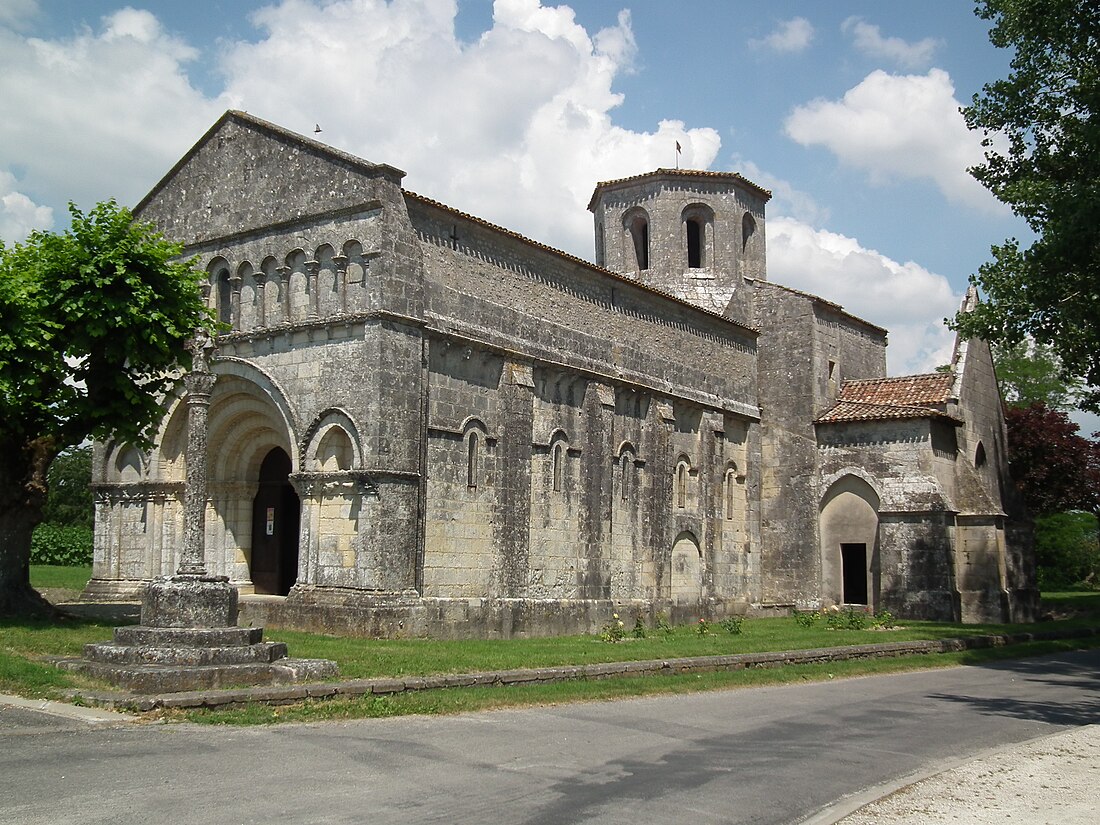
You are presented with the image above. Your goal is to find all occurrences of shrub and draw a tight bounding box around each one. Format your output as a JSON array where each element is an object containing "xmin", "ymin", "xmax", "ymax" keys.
[
  {"xmin": 695, "ymin": 618, "xmax": 711, "ymax": 636},
  {"xmin": 872, "ymin": 610, "xmax": 896, "ymax": 629},
  {"xmin": 30, "ymin": 524, "xmax": 93, "ymax": 566},
  {"xmin": 792, "ymin": 610, "xmax": 819, "ymax": 628},
  {"xmin": 631, "ymin": 615, "xmax": 648, "ymax": 639},
  {"xmin": 720, "ymin": 615, "xmax": 744, "ymax": 635},
  {"xmin": 598, "ymin": 612, "xmax": 626, "ymax": 643},
  {"xmin": 827, "ymin": 606, "xmax": 868, "ymax": 631},
  {"xmin": 654, "ymin": 611, "xmax": 672, "ymax": 634}
]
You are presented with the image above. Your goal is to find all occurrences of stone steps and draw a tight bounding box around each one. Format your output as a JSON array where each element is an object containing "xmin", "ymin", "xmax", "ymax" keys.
[
  {"xmin": 67, "ymin": 658, "xmax": 338, "ymax": 694},
  {"xmin": 83, "ymin": 640, "xmax": 289, "ymax": 667}
]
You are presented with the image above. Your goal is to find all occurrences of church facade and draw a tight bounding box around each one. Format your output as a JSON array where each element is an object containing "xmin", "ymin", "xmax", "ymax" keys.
[{"xmin": 85, "ymin": 111, "xmax": 1037, "ymax": 636}]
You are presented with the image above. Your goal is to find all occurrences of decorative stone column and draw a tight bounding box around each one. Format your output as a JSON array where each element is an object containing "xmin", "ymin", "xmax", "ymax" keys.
[
  {"xmin": 305, "ymin": 259, "xmax": 320, "ymax": 318},
  {"xmin": 332, "ymin": 255, "xmax": 348, "ymax": 314},
  {"xmin": 277, "ymin": 264, "xmax": 291, "ymax": 323},
  {"xmin": 178, "ymin": 337, "xmax": 216, "ymax": 576},
  {"xmin": 229, "ymin": 273, "xmax": 242, "ymax": 331},
  {"xmin": 66, "ymin": 327, "xmax": 339, "ymax": 693},
  {"xmin": 141, "ymin": 329, "xmax": 238, "ymax": 629},
  {"xmin": 255, "ymin": 271, "xmax": 268, "ymax": 328}
]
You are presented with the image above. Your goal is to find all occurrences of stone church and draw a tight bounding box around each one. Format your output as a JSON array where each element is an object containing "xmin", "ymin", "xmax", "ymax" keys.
[{"xmin": 85, "ymin": 111, "xmax": 1037, "ymax": 636}]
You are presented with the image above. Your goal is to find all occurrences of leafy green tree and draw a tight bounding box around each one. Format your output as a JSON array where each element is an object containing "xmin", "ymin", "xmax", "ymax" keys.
[
  {"xmin": 953, "ymin": 0, "xmax": 1100, "ymax": 411},
  {"xmin": 1034, "ymin": 511, "xmax": 1099, "ymax": 590},
  {"xmin": 993, "ymin": 340, "xmax": 1082, "ymax": 410},
  {"xmin": 0, "ymin": 201, "xmax": 213, "ymax": 617},
  {"xmin": 41, "ymin": 445, "xmax": 93, "ymax": 528}
]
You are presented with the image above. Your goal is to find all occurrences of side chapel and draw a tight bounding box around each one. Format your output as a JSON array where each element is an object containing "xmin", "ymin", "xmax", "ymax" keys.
[{"xmin": 85, "ymin": 111, "xmax": 1037, "ymax": 636}]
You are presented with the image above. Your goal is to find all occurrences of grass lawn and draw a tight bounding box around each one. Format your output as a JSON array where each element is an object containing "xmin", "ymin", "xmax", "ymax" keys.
[
  {"xmin": 3, "ymin": 587, "xmax": 1098, "ymax": 721},
  {"xmin": 30, "ymin": 565, "xmax": 92, "ymax": 592}
]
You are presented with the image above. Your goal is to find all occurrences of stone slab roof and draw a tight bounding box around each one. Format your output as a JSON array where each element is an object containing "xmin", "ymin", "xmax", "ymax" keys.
[
  {"xmin": 815, "ymin": 373, "xmax": 960, "ymax": 424},
  {"xmin": 587, "ymin": 168, "xmax": 772, "ymax": 210}
]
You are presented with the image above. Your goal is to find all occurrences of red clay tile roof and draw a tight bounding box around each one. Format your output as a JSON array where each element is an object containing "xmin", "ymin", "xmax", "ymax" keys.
[
  {"xmin": 815, "ymin": 373, "xmax": 959, "ymax": 424},
  {"xmin": 840, "ymin": 373, "xmax": 955, "ymax": 405},
  {"xmin": 587, "ymin": 168, "xmax": 772, "ymax": 211}
]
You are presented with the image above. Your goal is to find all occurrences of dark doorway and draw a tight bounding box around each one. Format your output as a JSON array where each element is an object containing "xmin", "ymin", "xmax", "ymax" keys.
[
  {"xmin": 841, "ymin": 543, "xmax": 868, "ymax": 605},
  {"xmin": 250, "ymin": 447, "xmax": 300, "ymax": 596}
]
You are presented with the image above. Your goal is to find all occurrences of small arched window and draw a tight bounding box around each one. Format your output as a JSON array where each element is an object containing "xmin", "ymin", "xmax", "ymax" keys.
[
  {"xmin": 467, "ymin": 431, "xmax": 479, "ymax": 489},
  {"xmin": 686, "ymin": 218, "xmax": 704, "ymax": 268},
  {"xmin": 742, "ymin": 212, "xmax": 757, "ymax": 253},
  {"xmin": 725, "ymin": 467, "xmax": 738, "ymax": 520},
  {"xmin": 619, "ymin": 446, "xmax": 636, "ymax": 502},
  {"xmin": 676, "ymin": 461, "xmax": 688, "ymax": 509},
  {"xmin": 553, "ymin": 443, "xmax": 564, "ymax": 492},
  {"xmin": 975, "ymin": 441, "xmax": 987, "ymax": 469},
  {"xmin": 682, "ymin": 204, "xmax": 713, "ymax": 270},
  {"xmin": 624, "ymin": 208, "xmax": 650, "ymax": 272}
]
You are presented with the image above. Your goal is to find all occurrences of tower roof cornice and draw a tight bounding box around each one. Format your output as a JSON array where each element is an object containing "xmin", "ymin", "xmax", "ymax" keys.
[{"xmin": 587, "ymin": 168, "xmax": 772, "ymax": 211}]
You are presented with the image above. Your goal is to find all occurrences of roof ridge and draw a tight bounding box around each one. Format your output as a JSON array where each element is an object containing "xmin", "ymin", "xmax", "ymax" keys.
[{"xmin": 841, "ymin": 372, "xmax": 952, "ymax": 386}]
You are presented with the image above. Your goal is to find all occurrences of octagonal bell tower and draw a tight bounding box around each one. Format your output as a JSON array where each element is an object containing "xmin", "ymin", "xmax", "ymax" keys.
[{"xmin": 588, "ymin": 169, "xmax": 770, "ymax": 322}]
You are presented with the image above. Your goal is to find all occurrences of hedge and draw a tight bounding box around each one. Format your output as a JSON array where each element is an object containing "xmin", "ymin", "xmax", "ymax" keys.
[{"xmin": 30, "ymin": 524, "xmax": 94, "ymax": 567}]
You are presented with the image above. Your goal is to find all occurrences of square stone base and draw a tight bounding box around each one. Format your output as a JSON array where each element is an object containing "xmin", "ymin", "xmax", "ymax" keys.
[{"xmin": 142, "ymin": 575, "xmax": 238, "ymax": 628}]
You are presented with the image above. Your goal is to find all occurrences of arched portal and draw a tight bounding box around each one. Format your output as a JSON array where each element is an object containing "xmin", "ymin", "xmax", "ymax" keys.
[
  {"xmin": 820, "ymin": 475, "xmax": 880, "ymax": 608},
  {"xmin": 250, "ymin": 447, "xmax": 300, "ymax": 595}
]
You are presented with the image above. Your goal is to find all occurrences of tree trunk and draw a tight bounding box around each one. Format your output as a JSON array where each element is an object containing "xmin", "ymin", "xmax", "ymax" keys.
[{"xmin": 0, "ymin": 436, "xmax": 60, "ymax": 618}]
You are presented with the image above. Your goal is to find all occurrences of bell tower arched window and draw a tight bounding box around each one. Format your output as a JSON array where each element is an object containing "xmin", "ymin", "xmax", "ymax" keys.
[
  {"xmin": 682, "ymin": 204, "xmax": 714, "ymax": 271},
  {"xmin": 623, "ymin": 208, "xmax": 650, "ymax": 272}
]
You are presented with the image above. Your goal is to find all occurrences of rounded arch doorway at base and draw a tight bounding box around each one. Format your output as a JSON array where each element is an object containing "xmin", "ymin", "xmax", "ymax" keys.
[
  {"xmin": 820, "ymin": 475, "xmax": 880, "ymax": 609},
  {"xmin": 250, "ymin": 446, "xmax": 301, "ymax": 596}
]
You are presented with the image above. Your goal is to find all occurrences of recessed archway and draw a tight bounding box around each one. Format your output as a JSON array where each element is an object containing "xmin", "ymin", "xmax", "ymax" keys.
[
  {"xmin": 670, "ymin": 531, "xmax": 703, "ymax": 604},
  {"xmin": 820, "ymin": 475, "xmax": 880, "ymax": 608}
]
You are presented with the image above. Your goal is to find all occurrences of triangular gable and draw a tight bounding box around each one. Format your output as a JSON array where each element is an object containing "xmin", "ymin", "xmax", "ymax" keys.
[{"xmin": 135, "ymin": 110, "xmax": 405, "ymax": 248}]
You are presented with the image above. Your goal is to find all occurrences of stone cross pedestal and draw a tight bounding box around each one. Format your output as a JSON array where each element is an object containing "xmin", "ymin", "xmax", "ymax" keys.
[{"xmin": 63, "ymin": 332, "xmax": 337, "ymax": 694}]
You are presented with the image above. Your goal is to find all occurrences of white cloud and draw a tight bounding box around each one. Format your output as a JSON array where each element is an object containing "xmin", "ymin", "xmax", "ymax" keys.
[
  {"xmin": 842, "ymin": 17, "xmax": 940, "ymax": 69},
  {"xmin": 784, "ymin": 69, "xmax": 1005, "ymax": 213},
  {"xmin": 0, "ymin": 8, "xmax": 224, "ymax": 217},
  {"xmin": 748, "ymin": 16, "xmax": 818, "ymax": 53},
  {"xmin": 766, "ymin": 215, "xmax": 960, "ymax": 374},
  {"xmin": 0, "ymin": 0, "xmax": 38, "ymax": 29},
  {"xmin": 731, "ymin": 158, "xmax": 830, "ymax": 226},
  {"xmin": 0, "ymin": 170, "xmax": 53, "ymax": 241},
  {"xmin": 0, "ymin": 1, "xmax": 725, "ymax": 255},
  {"xmin": 749, "ymin": 17, "xmax": 814, "ymax": 53},
  {"xmin": 216, "ymin": 0, "xmax": 720, "ymax": 254}
]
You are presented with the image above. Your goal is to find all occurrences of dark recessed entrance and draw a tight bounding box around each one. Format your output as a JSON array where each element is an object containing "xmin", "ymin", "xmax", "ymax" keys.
[
  {"xmin": 841, "ymin": 542, "xmax": 868, "ymax": 605},
  {"xmin": 250, "ymin": 447, "xmax": 300, "ymax": 596}
]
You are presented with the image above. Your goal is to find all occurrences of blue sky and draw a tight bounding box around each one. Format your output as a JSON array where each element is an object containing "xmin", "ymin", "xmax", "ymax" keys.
[{"xmin": 2, "ymin": 1, "xmax": 1061, "ymax": 412}]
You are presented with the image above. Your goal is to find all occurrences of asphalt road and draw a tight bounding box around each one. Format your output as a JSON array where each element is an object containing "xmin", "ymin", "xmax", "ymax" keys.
[{"xmin": 3, "ymin": 649, "xmax": 1099, "ymax": 825}]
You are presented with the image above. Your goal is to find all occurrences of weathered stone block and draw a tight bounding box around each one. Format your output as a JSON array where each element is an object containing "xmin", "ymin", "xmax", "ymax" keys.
[{"xmin": 141, "ymin": 575, "xmax": 238, "ymax": 628}]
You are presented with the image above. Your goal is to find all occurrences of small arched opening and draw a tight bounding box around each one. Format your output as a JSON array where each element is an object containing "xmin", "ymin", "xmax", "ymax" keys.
[{"xmin": 623, "ymin": 208, "xmax": 650, "ymax": 272}]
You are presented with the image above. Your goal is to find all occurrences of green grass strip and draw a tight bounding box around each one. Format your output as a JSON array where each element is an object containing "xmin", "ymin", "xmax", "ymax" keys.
[{"xmin": 173, "ymin": 637, "xmax": 1099, "ymax": 725}]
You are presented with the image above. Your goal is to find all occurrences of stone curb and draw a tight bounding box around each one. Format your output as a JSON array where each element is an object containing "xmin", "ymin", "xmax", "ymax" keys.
[
  {"xmin": 0, "ymin": 693, "xmax": 139, "ymax": 724},
  {"xmin": 67, "ymin": 626, "xmax": 1100, "ymax": 712}
]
